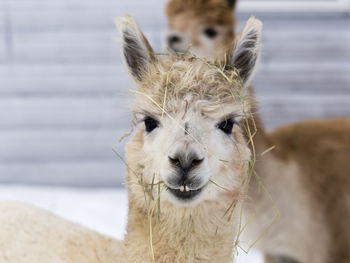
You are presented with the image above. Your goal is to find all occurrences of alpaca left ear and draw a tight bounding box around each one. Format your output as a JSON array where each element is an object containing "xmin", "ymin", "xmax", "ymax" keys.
[
  {"xmin": 228, "ymin": 16, "xmax": 262, "ymax": 88},
  {"xmin": 115, "ymin": 15, "xmax": 157, "ymax": 82}
]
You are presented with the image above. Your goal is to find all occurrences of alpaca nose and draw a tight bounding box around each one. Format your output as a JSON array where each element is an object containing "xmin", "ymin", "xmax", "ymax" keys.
[
  {"xmin": 168, "ymin": 152, "xmax": 204, "ymax": 170},
  {"xmin": 166, "ymin": 151, "xmax": 205, "ymax": 189},
  {"xmin": 167, "ymin": 35, "xmax": 182, "ymax": 45}
]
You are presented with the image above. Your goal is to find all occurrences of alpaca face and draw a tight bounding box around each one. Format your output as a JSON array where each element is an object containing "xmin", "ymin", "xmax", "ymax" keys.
[
  {"xmin": 134, "ymin": 95, "xmax": 251, "ymax": 206},
  {"xmin": 165, "ymin": 0, "xmax": 236, "ymax": 60},
  {"xmin": 166, "ymin": 12, "xmax": 234, "ymax": 60},
  {"xmin": 116, "ymin": 15, "xmax": 262, "ymax": 207}
]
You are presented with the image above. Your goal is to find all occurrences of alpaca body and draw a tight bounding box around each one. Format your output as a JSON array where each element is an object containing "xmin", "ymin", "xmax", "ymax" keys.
[
  {"xmin": 239, "ymin": 117, "xmax": 350, "ymax": 263},
  {"xmin": 246, "ymin": 119, "xmax": 350, "ymax": 263},
  {"xmin": 165, "ymin": 1, "xmax": 350, "ymax": 262},
  {"xmin": 0, "ymin": 201, "xmax": 124, "ymax": 263}
]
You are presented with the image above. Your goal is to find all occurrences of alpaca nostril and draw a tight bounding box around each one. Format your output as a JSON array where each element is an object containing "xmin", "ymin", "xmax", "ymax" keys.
[
  {"xmin": 168, "ymin": 35, "xmax": 181, "ymax": 44},
  {"xmin": 168, "ymin": 156, "xmax": 181, "ymax": 167},
  {"xmin": 191, "ymin": 158, "xmax": 204, "ymax": 167}
]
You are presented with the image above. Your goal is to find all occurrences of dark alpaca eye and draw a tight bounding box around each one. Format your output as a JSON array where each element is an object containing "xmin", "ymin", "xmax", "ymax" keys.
[
  {"xmin": 144, "ymin": 117, "xmax": 159, "ymax": 133},
  {"xmin": 203, "ymin": 27, "xmax": 218, "ymax": 38},
  {"xmin": 217, "ymin": 119, "xmax": 234, "ymax": 135}
]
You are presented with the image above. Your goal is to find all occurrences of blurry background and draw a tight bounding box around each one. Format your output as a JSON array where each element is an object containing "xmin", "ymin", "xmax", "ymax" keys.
[
  {"xmin": 0, "ymin": 0, "xmax": 350, "ymax": 187},
  {"xmin": 0, "ymin": 0, "xmax": 349, "ymax": 261}
]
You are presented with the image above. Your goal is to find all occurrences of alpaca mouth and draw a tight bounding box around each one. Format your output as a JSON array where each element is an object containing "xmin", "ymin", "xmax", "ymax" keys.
[{"xmin": 167, "ymin": 185, "xmax": 203, "ymax": 200}]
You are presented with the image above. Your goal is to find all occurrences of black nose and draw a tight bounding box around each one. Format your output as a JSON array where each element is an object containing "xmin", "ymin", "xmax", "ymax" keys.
[
  {"xmin": 168, "ymin": 35, "xmax": 181, "ymax": 45},
  {"xmin": 168, "ymin": 152, "xmax": 203, "ymax": 170},
  {"xmin": 167, "ymin": 152, "xmax": 204, "ymax": 189}
]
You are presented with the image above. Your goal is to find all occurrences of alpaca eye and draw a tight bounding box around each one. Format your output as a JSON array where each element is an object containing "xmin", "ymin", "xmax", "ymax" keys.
[
  {"xmin": 203, "ymin": 27, "xmax": 218, "ymax": 38},
  {"xmin": 217, "ymin": 119, "xmax": 234, "ymax": 135},
  {"xmin": 144, "ymin": 117, "xmax": 159, "ymax": 133}
]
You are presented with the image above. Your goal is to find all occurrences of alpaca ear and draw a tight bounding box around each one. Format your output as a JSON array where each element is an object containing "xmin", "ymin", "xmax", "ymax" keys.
[
  {"xmin": 228, "ymin": 16, "xmax": 262, "ymax": 88},
  {"xmin": 115, "ymin": 15, "xmax": 157, "ymax": 81},
  {"xmin": 226, "ymin": 0, "xmax": 237, "ymax": 9}
]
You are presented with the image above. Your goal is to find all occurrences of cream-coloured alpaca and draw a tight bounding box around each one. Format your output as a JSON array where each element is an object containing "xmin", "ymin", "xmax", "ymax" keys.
[
  {"xmin": 166, "ymin": 1, "xmax": 350, "ymax": 262},
  {"xmin": 0, "ymin": 16, "xmax": 263, "ymax": 263},
  {"xmin": 0, "ymin": 201, "xmax": 124, "ymax": 263}
]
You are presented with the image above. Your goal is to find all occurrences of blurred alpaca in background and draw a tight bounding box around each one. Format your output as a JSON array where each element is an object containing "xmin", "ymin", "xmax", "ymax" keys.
[
  {"xmin": 166, "ymin": 0, "xmax": 237, "ymax": 61},
  {"xmin": 165, "ymin": 0, "xmax": 350, "ymax": 262}
]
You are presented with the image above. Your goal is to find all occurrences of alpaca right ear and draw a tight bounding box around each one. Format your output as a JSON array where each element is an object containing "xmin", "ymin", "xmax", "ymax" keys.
[
  {"xmin": 115, "ymin": 15, "xmax": 157, "ymax": 82},
  {"xmin": 226, "ymin": 0, "xmax": 237, "ymax": 9},
  {"xmin": 228, "ymin": 16, "xmax": 262, "ymax": 88}
]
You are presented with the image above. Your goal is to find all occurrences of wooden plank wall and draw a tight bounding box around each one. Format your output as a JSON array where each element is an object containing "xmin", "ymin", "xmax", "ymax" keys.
[{"xmin": 0, "ymin": 0, "xmax": 349, "ymax": 187}]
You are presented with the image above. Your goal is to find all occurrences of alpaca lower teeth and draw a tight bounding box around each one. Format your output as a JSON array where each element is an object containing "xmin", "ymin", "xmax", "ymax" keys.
[
  {"xmin": 185, "ymin": 185, "xmax": 189, "ymax": 192},
  {"xmin": 180, "ymin": 185, "xmax": 185, "ymax": 192}
]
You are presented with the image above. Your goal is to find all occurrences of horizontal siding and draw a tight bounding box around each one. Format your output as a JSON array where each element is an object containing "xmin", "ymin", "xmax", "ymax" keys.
[
  {"xmin": 0, "ymin": 1, "xmax": 350, "ymax": 186},
  {"xmin": 0, "ymin": 129, "xmax": 126, "ymax": 161},
  {"xmin": 0, "ymin": 64, "xmax": 132, "ymax": 95},
  {"xmin": 258, "ymin": 95, "xmax": 350, "ymax": 129},
  {"xmin": 6, "ymin": 0, "xmax": 168, "ymax": 30},
  {"xmin": 0, "ymin": 161, "xmax": 126, "ymax": 187},
  {"xmin": 0, "ymin": 8, "xmax": 7, "ymax": 59},
  {"xmin": 10, "ymin": 30, "xmax": 122, "ymax": 63},
  {"xmin": 0, "ymin": 97, "xmax": 131, "ymax": 127}
]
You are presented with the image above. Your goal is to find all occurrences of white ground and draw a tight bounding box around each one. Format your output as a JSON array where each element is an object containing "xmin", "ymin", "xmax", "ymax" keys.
[{"xmin": 0, "ymin": 185, "xmax": 263, "ymax": 263}]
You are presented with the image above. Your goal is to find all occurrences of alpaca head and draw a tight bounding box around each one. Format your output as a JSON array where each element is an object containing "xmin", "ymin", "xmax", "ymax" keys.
[
  {"xmin": 116, "ymin": 15, "xmax": 262, "ymax": 208},
  {"xmin": 165, "ymin": 0, "xmax": 237, "ymax": 60}
]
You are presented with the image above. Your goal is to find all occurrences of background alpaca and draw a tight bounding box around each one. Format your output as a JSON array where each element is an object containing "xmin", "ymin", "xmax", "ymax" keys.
[
  {"xmin": 0, "ymin": 15, "xmax": 263, "ymax": 263},
  {"xmin": 166, "ymin": 0, "xmax": 237, "ymax": 61},
  {"xmin": 165, "ymin": 0, "xmax": 350, "ymax": 263}
]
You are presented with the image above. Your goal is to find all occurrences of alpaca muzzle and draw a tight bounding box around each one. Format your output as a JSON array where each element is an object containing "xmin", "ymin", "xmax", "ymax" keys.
[{"xmin": 164, "ymin": 151, "xmax": 208, "ymax": 201}]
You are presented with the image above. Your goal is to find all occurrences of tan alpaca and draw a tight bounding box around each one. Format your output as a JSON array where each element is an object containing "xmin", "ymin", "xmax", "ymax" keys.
[
  {"xmin": 166, "ymin": 0, "xmax": 237, "ymax": 61},
  {"xmin": 165, "ymin": 1, "xmax": 350, "ymax": 263},
  {"xmin": 0, "ymin": 16, "xmax": 264, "ymax": 263}
]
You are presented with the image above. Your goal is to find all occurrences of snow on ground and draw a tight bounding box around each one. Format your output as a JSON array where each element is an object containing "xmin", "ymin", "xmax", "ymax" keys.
[{"xmin": 0, "ymin": 185, "xmax": 262, "ymax": 263}]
